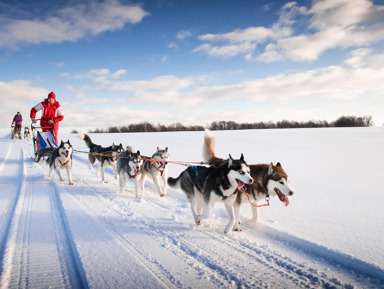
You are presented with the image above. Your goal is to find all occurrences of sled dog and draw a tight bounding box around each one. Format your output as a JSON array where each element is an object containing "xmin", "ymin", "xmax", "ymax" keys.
[
  {"xmin": 167, "ymin": 154, "xmax": 253, "ymax": 235},
  {"xmin": 47, "ymin": 140, "xmax": 74, "ymax": 185},
  {"xmin": 202, "ymin": 129, "xmax": 294, "ymax": 228},
  {"xmin": 140, "ymin": 147, "xmax": 170, "ymax": 197},
  {"xmin": 24, "ymin": 127, "xmax": 31, "ymax": 139},
  {"xmin": 117, "ymin": 147, "xmax": 144, "ymax": 198},
  {"xmin": 78, "ymin": 133, "xmax": 124, "ymax": 183}
]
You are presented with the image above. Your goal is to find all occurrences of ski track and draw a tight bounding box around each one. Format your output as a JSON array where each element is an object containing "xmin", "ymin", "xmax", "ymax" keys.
[
  {"xmin": 0, "ymin": 139, "xmax": 383, "ymax": 289},
  {"xmin": 0, "ymin": 140, "xmax": 87, "ymax": 288}
]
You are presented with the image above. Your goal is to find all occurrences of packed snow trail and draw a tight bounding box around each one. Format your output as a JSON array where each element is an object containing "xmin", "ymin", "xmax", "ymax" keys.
[
  {"xmin": 0, "ymin": 137, "xmax": 383, "ymax": 289},
  {"xmin": 0, "ymin": 140, "xmax": 87, "ymax": 288}
]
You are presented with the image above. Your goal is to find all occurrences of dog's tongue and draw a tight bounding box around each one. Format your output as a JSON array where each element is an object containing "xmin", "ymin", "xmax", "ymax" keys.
[
  {"xmin": 275, "ymin": 189, "xmax": 290, "ymax": 206},
  {"xmin": 237, "ymin": 180, "xmax": 245, "ymax": 190},
  {"xmin": 281, "ymin": 194, "xmax": 289, "ymax": 207}
]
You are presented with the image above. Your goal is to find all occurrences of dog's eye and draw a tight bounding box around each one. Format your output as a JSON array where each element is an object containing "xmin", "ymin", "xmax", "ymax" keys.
[
  {"xmin": 279, "ymin": 181, "xmax": 284, "ymax": 185},
  {"xmin": 239, "ymin": 170, "xmax": 244, "ymax": 175}
]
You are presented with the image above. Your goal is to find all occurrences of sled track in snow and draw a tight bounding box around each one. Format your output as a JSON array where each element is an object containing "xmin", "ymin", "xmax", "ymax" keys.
[
  {"xmin": 63, "ymin": 189, "xmax": 182, "ymax": 289},
  {"xmin": 0, "ymin": 142, "xmax": 25, "ymax": 282},
  {"xmin": 49, "ymin": 181, "xmax": 89, "ymax": 289},
  {"xmin": 65, "ymin": 161, "xmax": 382, "ymax": 289},
  {"xmin": 104, "ymin": 197, "xmax": 362, "ymax": 289},
  {"xmin": 63, "ymin": 154, "xmax": 384, "ymax": 289},
  {"xmin": 0, "ymin": 142, "xmax": 88, "ymax": 288}
]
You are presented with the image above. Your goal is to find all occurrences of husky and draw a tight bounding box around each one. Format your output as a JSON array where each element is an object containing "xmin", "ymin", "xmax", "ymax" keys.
[
  {"xmin": 78, "ymin": 133, "xmax": 124, "ymax": 183},
  {"xmin": 202, "ymin": 129, "xmax": 294, "ymax": 229},
  {"xmin": 140, "ymin": 147, "xmax": 170, "ymax": 197},
  {"xmin": 24, "ymin": 127, "xmax": 31, "ymax": 139},
  {"xmin": 117, "ymin": 147, "xmax": 144, "ymax": 198},
  {"xmin": 167, "ymin": 154, "xmax": 253, "ymax": 235},
  {"xmin": 46, "ymin": 140, "xmax": 74, "ymax": 185}
]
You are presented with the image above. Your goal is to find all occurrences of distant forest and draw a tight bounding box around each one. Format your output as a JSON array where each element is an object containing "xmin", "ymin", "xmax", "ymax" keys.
[{"xmin": 80, "ymin": 115, "xmax": 373, "ymax": 134}]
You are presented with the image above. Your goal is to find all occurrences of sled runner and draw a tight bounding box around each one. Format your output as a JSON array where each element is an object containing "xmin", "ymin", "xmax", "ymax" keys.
[{"xmin": 31, "ymin": 122, "xmax": 58, "ymax": 162}]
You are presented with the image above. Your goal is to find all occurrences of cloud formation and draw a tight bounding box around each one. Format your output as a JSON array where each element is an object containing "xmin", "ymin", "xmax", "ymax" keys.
[
  {"xmin": 194, "ymin": 0, "xmax": 384, "ymax": 62},
  {"xmin": 0, "ymin": 0, "xmax": 148, "ymax": 48}
]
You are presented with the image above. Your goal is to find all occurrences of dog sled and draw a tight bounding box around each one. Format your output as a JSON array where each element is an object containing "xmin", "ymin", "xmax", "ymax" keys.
[{"xmin": 31, "ymin": 122, "xmax": 58, "ymax": 162}]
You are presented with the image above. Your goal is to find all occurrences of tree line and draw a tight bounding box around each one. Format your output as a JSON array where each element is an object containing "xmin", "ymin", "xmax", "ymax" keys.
[{"xmin": 79, "ymin": 115, "xmax": 373, "ymax": 134}]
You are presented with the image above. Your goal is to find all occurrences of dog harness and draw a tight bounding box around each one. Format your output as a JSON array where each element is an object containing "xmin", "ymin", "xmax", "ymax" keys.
[
  {"xmin": 59, "ymin": 159, "xmax": 70, "ymax": 167},
  {"xmin": 126, "ymin": 168, "xmax": 140, "ymax": 179}
]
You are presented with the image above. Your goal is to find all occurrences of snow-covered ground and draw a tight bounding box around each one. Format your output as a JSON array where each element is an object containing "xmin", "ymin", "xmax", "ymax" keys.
[{"xmin": 0, "ymin": 127, "xmax": 383, "ymax": 288}]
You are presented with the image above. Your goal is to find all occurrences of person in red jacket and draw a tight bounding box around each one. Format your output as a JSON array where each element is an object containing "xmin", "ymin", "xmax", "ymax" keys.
[{"xmin": 30, "ymin": 91, "xmax": 64, "ymax": 143}]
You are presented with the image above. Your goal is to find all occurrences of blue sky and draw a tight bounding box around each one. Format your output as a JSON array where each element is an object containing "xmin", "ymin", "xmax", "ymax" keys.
[{"xmin": 1, "ymin": 0, "xmax": 384, "ymax": 133}]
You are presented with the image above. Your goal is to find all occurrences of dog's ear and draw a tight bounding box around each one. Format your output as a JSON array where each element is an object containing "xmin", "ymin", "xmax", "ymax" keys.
[
  {"xmin": 157, "ymin": 146, "xmax": 160, "ymax": 151},
  {"xmin": 276, "ymin": 162, "xmax": 282, "ymax": 168},
  {"xmin": 240, "ymin": 153, "xmax": 244, "ymax": 161},
  {"xmin": 67, "ymin": 139, "xmax": 71, "ymax": 145},
  {"xmin": 228, "ymin": 154, "xmax": 233, "ymax": 167},
  {"xmin": 60, "ymin": 140, "xmax": 64, "ymax": 146},
  {"xmin": 165, "ymin": 147, "xmax": 168, "ymax": 151},
  {"xmin": 268, "ymin": 162, "xmax": 274, "ymax": 175},
  {"xmin": 137, "ymin": 150, "xmax": 140, "ymax": 156}
]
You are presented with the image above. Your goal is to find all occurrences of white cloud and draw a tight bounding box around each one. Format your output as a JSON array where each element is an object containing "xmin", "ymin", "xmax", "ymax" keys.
[
  {"xmin": 0, "ymin": 0, "xmax": 148, "ymax": 48},
  {"xmin": 344, "ymin": 48, "xmax": 384, "ymax": 69},
  {"xmin": 62, "ymin": 50, "xmax": 384, "ymax": 110},
  {"xmin": 199, "ymin": 27, "xmax": 273, "ymax": 43},
  {"xmin": 62, "ymin": 69, "xmax": 127, "ymax": 84},
  {"xmin": 194, "ymin": 0, "xmax": 384, "ymax": 63},
  {"xmin": 193, "ymin": 42, "xmax": 256, "ymax": 58},
  {"xmin": 5, "ymin": 50, "xmax": 383, "ymax": 132},
  {"xmin": 0, "ymin": 81, "xmax": 49, "ymax": 127},
  {"xmin": 176, "ymin": 30, "xmax": 192, "ymax": 40}
]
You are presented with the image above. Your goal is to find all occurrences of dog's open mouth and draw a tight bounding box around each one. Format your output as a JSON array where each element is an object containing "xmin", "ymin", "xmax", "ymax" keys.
[
  {"xmin": 275, "ymin": 188, "xmax": 289, "ymax": 206},
  {"xmin": 236, "ymin": 179, "xmax": 246, "ymax": 190},
  {"xmin": 61, "ymin": 152, "xmax": 69, "ymax": 157}
]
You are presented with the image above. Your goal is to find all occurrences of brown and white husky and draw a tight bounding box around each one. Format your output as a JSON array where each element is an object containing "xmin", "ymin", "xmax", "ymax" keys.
[{"xmin": 202, "ymin": 129, "xmax": 294, "ymax": 230}]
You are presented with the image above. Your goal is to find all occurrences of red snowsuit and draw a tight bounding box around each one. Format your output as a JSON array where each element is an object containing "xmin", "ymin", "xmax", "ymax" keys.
[{"xmin": 30, "ymin": 99, "xmax": 64, "ymax": 143}]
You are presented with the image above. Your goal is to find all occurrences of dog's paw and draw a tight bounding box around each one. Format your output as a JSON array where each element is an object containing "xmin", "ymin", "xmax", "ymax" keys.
[
  {"xmin": 195, "ymin": 220, "xmax": 202, "ymax": 225},
  {"xmin": 233, "ymin": 227, "xmax": 243, "ymax": 232},
  {"xmin": 160, "ymin": 193, "xmax": 166, "ymax": 197},
  {"xmin": 69, "ymin": 182, "xmax": 74, "ymax": 185},
  {"xmin": 60, "ymin": 177, "xmax": 64, "ymax": 182}
]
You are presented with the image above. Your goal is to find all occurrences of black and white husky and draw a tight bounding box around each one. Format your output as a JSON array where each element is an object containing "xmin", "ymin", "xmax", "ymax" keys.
[
  {"xmin": 46, "ymin": 140, "xmax": 74, "ymax": 185},
  {"xmin": 78, "ymin": 133, "xmax": 124, "ymax": 183},
  {"xmin": 140, "ymin": 147, "xmax": 170, "ymax": 197},
  {"xmin": 24, "ymin": 127, "xmax": 31, "ymax": 139},
  {"xmin": 167, "ymin": 154, "xmax": 253, "ymax": 235},
  {"xmin": 203, "ymin": 129, "xmax": 294, "ymax": 228},
  {"xmin": 117, "ymin": 148, "xmax": 144, "ymax": 198}
]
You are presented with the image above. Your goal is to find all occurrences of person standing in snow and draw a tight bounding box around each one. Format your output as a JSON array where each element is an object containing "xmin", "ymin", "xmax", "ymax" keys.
[
  {"xmin": 30, "ymin": 91, "xmax": 64, "ymax": 143},
  {"xmin": 12, "ymin": 111, "xmax": 23, "ymax": 137}
]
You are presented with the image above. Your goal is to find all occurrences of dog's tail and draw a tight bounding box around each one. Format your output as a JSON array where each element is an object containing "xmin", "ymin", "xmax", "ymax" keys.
[
  {"xmin": 167, "ymin": 175, "xmax": 181, "ymax": 190},
  {"xmin": 202, "ymin": 129, "xmax": 226, "ymax": 166},
  {"xmin": 77, "ymin": 133, "xmax": 93, "ymax": 148}
]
